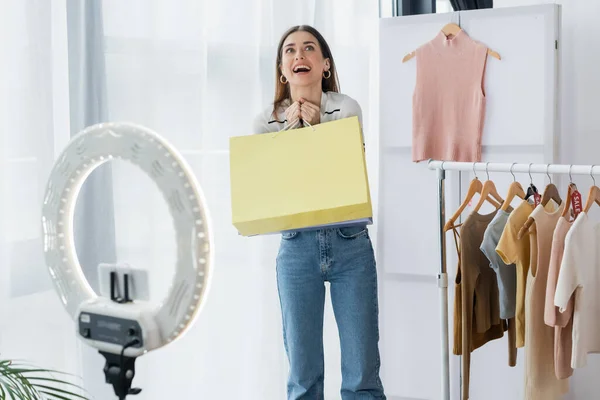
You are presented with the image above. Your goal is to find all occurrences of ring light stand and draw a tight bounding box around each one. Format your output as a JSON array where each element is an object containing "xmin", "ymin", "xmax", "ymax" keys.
[{"xmin": 41, "ymin": 122, "xmax": 213, "ymax": 399}]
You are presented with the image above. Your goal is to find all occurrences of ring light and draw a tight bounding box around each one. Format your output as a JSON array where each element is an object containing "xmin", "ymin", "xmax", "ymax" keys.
[{"xmin": 41, "ymin": 122, "xmax": 213, "ymax": 399}]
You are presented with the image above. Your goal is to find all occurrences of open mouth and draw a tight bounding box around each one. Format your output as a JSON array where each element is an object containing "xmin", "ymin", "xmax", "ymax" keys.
[{"xmin": 293, "ymin": 65, "xmax": 311, "ymax": 74}]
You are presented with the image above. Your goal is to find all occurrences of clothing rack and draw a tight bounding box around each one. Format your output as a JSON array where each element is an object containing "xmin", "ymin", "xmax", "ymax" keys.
[{"xmin": 426, "ymin": 160, "xmax": 600, "ymax": 400}]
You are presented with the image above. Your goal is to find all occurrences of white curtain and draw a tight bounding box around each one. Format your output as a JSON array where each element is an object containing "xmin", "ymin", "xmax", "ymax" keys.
[
  {"xmin": 0, "ymin": 0, "xmax": 82, "ymax": 382},
  {"xmin": 1, "ymin": 0, "xmax": 379, "ymax": 399}
]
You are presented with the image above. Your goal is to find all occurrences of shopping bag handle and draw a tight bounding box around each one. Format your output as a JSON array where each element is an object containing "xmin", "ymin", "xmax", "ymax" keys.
[{"xmin": 271, "ymin": 119, "xmax": 316, "ymax": 138}]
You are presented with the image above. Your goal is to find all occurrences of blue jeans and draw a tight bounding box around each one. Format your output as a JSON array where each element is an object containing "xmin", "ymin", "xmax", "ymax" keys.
[{"xmin": 276, "ymin": 225, "xmax": 386, "ymax": 400}]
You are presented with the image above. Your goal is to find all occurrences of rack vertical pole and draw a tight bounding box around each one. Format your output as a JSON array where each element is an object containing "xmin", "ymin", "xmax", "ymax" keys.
[{"xmin": 437, "ymin": 167, "xmax": 450, "ymax": 400}]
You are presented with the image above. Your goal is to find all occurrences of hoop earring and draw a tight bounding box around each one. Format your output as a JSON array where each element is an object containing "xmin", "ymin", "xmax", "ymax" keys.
[
  {"xmin": 323, "ymin": 70, "xmax": 331, "ymax": 79},
  {"xmin": 279, "ymin": 75, "xmax": 288, "ymax": 84}
]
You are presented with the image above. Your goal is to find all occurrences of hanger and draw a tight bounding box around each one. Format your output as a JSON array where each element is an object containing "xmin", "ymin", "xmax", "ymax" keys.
[
  {"xmin": 524, "ymin": 163, "xmax": 539, "ymax": 202},
  {"xmin": 402, "ymin": 23, "xmax": 501, "ymax": 63},
  {"xmin": 561, "ymin": 165, "xmax": 579, "ymax": 218},
  {"xmin": 583, "ymin": 165, "xmax": 600, "ymax": 213},
  {"xmin": 443, "ymin": 162, "xmax": 502, "ymax": 232},
  {"xmin": 540, "ymin": 164, "xmax": 562, "ymax": 206},
  {"xmin": 561, "ymin": 185, "xmax": 579, "ymax": 219},
  {"xmin": 472, "ymin": 162, "xmax": 504, "ymax": 212},
  {"xmin": 500, "ymin": 163, "xmax": 526, "ymax": 211},
  {"xmin": 441, "ymin": 22, "xmax": 461, "ymax": 37}
]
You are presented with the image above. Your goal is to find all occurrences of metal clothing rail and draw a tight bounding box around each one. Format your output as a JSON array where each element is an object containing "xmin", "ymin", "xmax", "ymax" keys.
[{"xmin": 426, "ymin": 160, "xmax": 600, "ymax": 400}]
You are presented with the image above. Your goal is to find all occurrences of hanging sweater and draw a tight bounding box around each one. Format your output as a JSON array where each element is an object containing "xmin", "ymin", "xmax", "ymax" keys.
[
  {"xmin": 545, "ymin": 216, "xmax": 574, "ymax": 379},
  {"xmin": 412, "ymin": 30, "xmax": 489, "ymax": 162},
  {"xmin": 451, "ymin": 210, "xmax": 508, "ymax": 400},
  {"xmin": 555, "ymin": 212, "xmax": 600, "ymax": 369},
  {"xmin": 496, "ymin": 200, "xmax": 556, "ymax": 348},
  {"xmin": 524, "ymin": 204, "xmax": 569, "ymax": 399}
]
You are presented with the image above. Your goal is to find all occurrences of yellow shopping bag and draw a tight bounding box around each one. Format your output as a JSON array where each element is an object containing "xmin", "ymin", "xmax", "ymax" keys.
[{"xmin": 229, "ymin": 116, "xmax": 372, "ymax": 236}]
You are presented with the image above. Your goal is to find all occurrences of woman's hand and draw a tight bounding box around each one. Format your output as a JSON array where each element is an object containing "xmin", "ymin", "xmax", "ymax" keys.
[
  {"xmin": 299, "ymin": 99, "xmax": 320, "ymax": 125},
  {"xmin": 284, "ymin": 101, "xmax": 301, "ymax": 126}
]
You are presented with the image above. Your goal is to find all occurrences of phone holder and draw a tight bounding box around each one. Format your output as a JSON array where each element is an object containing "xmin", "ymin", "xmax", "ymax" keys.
[{"xmin": 99, "ymin": 263, "xmax": 150, "ymax": 303}]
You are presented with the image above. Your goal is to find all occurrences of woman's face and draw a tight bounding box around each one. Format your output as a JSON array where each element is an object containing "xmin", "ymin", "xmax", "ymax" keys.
[{"xmin": 280, "ymin": 30, "xmax": 330, "ymax": 88}]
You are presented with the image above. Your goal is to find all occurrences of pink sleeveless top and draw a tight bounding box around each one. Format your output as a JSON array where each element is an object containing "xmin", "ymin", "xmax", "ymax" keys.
[{"xmin": 412, "ymin": 30, "xmax": 488, "ymax": 162}]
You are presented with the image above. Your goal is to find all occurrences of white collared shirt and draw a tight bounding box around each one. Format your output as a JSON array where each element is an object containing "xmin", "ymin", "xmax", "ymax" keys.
[{"xmin": 253, "ymin": 91, "xmax": 363, "ymax": 135}]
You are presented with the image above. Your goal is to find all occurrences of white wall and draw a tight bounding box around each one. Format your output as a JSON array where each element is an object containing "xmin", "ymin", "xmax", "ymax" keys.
[{"xmin": 494, "ymin": 0, "xmax": 600, "ymax": 167}]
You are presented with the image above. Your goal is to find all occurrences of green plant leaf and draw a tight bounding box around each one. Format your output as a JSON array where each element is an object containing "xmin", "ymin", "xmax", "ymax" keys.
[
  {"xmin": 1, "ymin": 363, "xmax": 36, "ymax": 398},
  {"xmin": 9, "ymin": 366, "xmax": 71, "ymax": 374},
  {"xmin": 35, "ymin": 384, "xmax": 87, "ymax": 399},
  {"xmin": 1, "ymin": 369, "xmax": 32, "ymax": 399},
  {"xmin": 39, "ymin": 391, "xmax": 77, "ymax": 400},
  {"xmin": 11, "ymin": 366, "xmax": 82, "ymax": 382},
  {"xmin": 4, "ymin": 379, "xmax": 24, "ymax": 400},
  {"xmin": 0, "ymin": 358, "xmax": 89, "ymax": 400},
  {"xmin": 26, "ymin": 377, "xmax": 88, "ymax": 389},
  {"xmin": 18, "ymin": 371, "xmax": 89, "ymax": 397},
  {"xmin": 6, "ymin": 385, "xmax": 18, "ymax": 400},
  {"xmin": 0, "ymin": 375, "xmax": 25, "ymax": 398}
]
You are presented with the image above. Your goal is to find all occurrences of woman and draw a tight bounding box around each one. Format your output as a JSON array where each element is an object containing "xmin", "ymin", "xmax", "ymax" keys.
[{"xmin": 253, "ymin": 25, "xmax": 386, "ymax": 400}]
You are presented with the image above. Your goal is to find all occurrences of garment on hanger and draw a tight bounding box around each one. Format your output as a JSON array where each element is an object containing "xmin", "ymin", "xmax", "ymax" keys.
[
  {"xmin": 544, "ymin": 216, "xmax": 574, "ymax": 379},
  {"xmin": 523, "ymin": 203, "xmax": 569, "ymax": 400},
  {"xmin": 480, "ymin": 209, "xmax": 518, "ymax": 366},
  {"xmin": 496, "ymin": 200, "xmax": 553, "ymax": 348},
  {"xmin": 450, "ymin": 210, "xmax": 508, "ymax": 400},
  {"xmin": 555, "ymin": 211, "xmax": 600, "ymax": 369},
  {"xmin": 481, "ymin": 209, "xmax": 517, "ymax": 319},
  {"xmin": 411, "ymin": 29, "xmax": 489, "ymax": 163}
]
